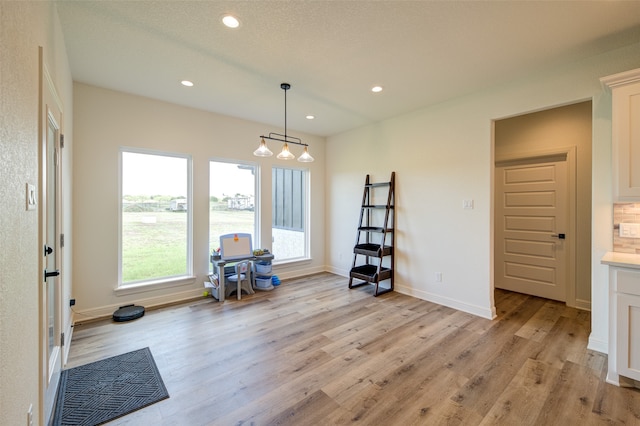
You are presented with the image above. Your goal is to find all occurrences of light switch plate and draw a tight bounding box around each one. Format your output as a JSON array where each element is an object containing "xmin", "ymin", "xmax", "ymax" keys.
[
  {"xmin": 26, "ymin": 183, "xmax": 36, "ymax": 211},
  {"xmin": 463, "ymin": 199, "xmax": 474, "ymax": 210},
  {"xmin": 619, "ymin": 222, "xmax": 640, "ymax": 238}
]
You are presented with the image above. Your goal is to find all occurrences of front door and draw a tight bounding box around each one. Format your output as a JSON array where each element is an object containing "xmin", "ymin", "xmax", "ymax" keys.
[
  {"xmin": 40, "ymin": 51, "xmax": 63, "ymax": 423},
  {"xmin": 495, "ymin": 156, "xmax": 568, "ymax": 301}
]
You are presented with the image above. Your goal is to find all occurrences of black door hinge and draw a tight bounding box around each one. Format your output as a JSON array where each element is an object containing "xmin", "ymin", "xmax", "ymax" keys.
[
  {"xmin": 60, "ymin": 233, "xmax": 64, "ymax": 248},
  {"xmin": 60, "ymin": 332, "xmax": 65, "ymax": 347},
  {"xmin": 60, "ymin": 134, "xmax": 64, "ymax": 148}
]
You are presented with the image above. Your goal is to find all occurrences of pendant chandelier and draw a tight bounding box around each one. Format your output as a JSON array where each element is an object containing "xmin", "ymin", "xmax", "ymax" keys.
[{"xmin": 254, "ymin": 83, "xmax": 314, "ymax": 162}]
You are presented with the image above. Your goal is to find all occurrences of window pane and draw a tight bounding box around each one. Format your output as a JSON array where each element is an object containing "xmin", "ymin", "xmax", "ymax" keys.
[
  {"xmin": 272, "ymin": 167, "xmax": 307, "ymax": 261},
  {"xmin": 209, "ymin": 161, "xmax": 256, "ymax": 259},
  {"xmin": 121, "ymin": 151, "xmax": 190, "ymax": 284}
]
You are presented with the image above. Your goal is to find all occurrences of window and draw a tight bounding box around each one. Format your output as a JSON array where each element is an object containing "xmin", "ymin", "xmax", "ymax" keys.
[
  {"xmin": 209, "ymin": 160, "xmax": 257, "ymax": 260},
  {"xmin": 272, "ymin": 167, "xmax": 309, "ymax": 261},
  {"xmin": 120, "ymin": 149, "xmax": 191, "ymax": 285}
]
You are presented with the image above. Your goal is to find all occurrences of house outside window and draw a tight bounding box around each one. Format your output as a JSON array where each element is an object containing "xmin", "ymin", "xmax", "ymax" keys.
[
  {"xmin": 209, "ymin": 160, "xmax": 257, "ymax": 262},
  {"xmin": 272, "ymin": 166, "xmax": 309, "ymax": 261},
  {"xmin": 120, "ymin": 149, "xmax": 191, "ymax": 285}
]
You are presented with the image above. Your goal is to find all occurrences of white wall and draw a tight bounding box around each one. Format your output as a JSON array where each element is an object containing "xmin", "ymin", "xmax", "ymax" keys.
[
  {"xmin": 0, "ymin": 2, "xmax": 73, "ymax": 425},
  {"xmin": 326, "ymin": 42, "xmax": 640, "ymax": 350},
  {"xmin": 72, "ymin": 84, "xmax": 325, "ymax": 319}
]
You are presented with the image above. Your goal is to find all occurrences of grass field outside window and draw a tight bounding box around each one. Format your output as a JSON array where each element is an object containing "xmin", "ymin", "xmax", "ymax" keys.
[{"xmin": 120, "ymin": 149, "xmax": 190, "ymax": 285}]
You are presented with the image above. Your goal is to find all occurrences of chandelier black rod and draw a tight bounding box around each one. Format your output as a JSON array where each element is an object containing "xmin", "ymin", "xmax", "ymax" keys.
[
  {"xmin": 284, "ymin": 82, "xmax": 288, "ymax": 140},
  {"xmin": 259, "ymin": 82, "xmax": 307, "ymax": 147},
  {"xmin": 259, "ymin": 132, "xmax": 307, "ymax": 147}
]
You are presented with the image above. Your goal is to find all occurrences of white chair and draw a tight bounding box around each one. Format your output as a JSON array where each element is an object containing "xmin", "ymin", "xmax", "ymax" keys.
[{"xmin": 226, "ymin": 261, "xmax": 254, "ymax": 300}]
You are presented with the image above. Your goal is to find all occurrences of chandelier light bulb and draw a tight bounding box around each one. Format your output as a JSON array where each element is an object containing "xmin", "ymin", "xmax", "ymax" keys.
[
  {"xmin": 297, "ymin": 146, "xmax": 314, "ymax": 162},
  {"xmin": 253, "ymin": 138, "xmax": 273, "ymax": 157},
  {"xmin": 277, "ymin": 143, "xmax": 295, "ymax": 160}
]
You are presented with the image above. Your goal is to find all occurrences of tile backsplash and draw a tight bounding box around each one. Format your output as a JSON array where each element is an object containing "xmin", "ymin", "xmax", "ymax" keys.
[{"xmin": 613, "ymin": 203, "xmax": 640, "ymax": 253}]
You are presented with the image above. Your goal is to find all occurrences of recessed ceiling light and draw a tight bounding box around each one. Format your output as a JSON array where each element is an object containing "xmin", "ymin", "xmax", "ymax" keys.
[
  {"xmin": 306, "ymin": 115, "xmax": 315, "ymax": 120},
  {"xmin": 371, "ymin": 86, "xmax": 383, "ymax": 93},
  {"xmin": 181, "ymin": 80, "xmax": 194, "ymax": 87},
  {"xmin": 222, "ymin": 14, "xmax": 240, "ymax": 28}
]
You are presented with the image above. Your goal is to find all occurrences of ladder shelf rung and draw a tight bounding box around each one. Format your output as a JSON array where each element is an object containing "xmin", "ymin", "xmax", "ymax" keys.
[
  {"xmin": 358, "ymin": 226, "xmax": 394, "ymax": 233},
  {"xmin": 348, "ymin": 279, "xmax": 393, "ymax": 296},
  {"xmin": 350, "ymin": 264, "xmax": 392, "ymax": 282},
  {"xmin": 354, "ymin": 244, "xmax": 393, "ymax": 257},
  {"xmin": 348, "ymin": 280, "xmax": 372, "ymax": 289},
  {"xmin": 362, "ymin": 204, "xmax": 394, "ymax": 209},
  {"xmin": 365, "ymin": 182, "xmax": 391, "ymax": 188}
]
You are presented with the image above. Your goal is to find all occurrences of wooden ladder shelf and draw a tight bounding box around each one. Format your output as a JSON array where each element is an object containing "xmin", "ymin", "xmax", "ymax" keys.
[{"xmin": 349, "ymin": 172, "xmax": 395, "ymax": 296}]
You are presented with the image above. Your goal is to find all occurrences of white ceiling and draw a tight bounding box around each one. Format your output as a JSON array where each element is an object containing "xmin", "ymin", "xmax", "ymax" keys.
[{"xmin": 55, "ymin": 1, "xmax": 640, "ymax": 137}]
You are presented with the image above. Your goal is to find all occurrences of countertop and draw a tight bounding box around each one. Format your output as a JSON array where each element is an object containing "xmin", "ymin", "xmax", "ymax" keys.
[{"xmin": 601, "ymin": 251, "xmax": 640, "ymax": 269}]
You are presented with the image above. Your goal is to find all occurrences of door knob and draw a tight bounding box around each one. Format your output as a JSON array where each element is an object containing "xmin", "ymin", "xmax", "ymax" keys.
[{"xmin": 551, "ymin": 233, "xmax": 566, "ymax": 239}]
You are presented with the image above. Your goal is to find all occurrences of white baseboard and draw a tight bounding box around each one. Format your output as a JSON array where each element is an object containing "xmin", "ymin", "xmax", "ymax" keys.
[
  {"xmin": 325, "ymin": 265, "xmax": 349, "ymax": 278},
  {"xmin": 72, "ymin": 267, "xmax": 327, "ymax": 323},
  {"xmin": 274, "ymin": 265, "xmax": 326, "ymax": 280},
  {"xmin": 62, "ymin": 320, "xmax": 74, "ymax": 366},
  {"xmin": 74, "ymin": 268, "xmax": 497, "ymax": 324},
  {"xmin": 325, "ymin": 268, "xmax": 495, "ymax": 319},
  {"xmin": 588, "ymin": 333, "xmax": 608, "ymax": 355},
  {"xmin": 72, "ymin": 287, "xmax": 205, "ymax": 323},
  {"xmin": 574, "ymin": 298, "xmax": 592, "ymax": 311},
  {"xmin": 394, "ymin": 283, "xmax": 496, "ymax": 319}
]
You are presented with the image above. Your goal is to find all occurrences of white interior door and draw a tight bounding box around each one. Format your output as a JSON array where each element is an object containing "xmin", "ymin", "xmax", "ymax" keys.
[
  {"xmin": 40, "ymin": 51, "xmax": 63, "ymax": 424},
  {"xmin": 495, "ymin": 156, "xmax": 568, "ymax": 301}
]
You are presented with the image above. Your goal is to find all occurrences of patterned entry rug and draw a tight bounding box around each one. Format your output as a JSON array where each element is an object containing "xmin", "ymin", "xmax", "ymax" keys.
[{"xmin": 52, "ymin": 347, "xmax": 169, "ymax": 426}]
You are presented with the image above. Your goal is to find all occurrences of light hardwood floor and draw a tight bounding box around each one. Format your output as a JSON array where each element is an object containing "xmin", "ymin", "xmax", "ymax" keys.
[{"xmin": 67, "ymin": 273, "xmax": 640, "ymax": 425}]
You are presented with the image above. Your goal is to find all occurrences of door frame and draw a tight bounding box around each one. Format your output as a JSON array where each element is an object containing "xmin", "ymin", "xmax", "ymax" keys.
[
  {"xmin": 494, "ymin": 146, "xmax": 577, "ymax": 307},
  {"xmin": 39, "ymin": 47, "xmax": 64, "ymax": 426}
]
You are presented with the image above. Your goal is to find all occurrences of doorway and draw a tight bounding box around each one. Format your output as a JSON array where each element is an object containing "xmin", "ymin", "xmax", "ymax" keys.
[{"xmin": 493, "ymin": 101, "xmax": 592, "ymax": 309}]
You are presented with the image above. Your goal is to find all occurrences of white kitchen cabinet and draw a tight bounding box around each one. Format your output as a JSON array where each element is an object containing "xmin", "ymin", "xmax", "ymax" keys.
[
  {"xmin": 603, "ymin": 255, "xmax": 640, "ymax": 386},
  {"xmin": 601, "ymin": 68, "xmax": 640, "ymax": 200},
  {"xmin": 617, "ymin": 291, "xmax": 640, "ymax": 381}
]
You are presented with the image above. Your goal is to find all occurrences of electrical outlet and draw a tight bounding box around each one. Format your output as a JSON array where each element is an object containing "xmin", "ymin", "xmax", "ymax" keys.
[
  {"xmin": 435, "ymin": 272, "xmax": 443, "ymax": 283},
  {"xmin": 619, "ymin": 222, "xmax": 640, "ymax": 238}
]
